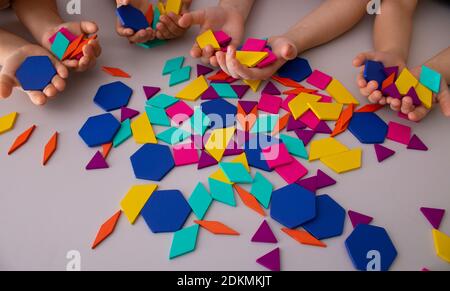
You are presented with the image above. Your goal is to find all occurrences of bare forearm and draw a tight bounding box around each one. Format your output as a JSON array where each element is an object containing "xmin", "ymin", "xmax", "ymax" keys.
[
  {"xmin": 374, "ymin": 0, "xmax": 417, "ymax": 61},
  {"xmin": 424, "ymin": 47, "xmax": 450, "ymax": 84},
  {"xmin": 219, "ymin": 0, "xmax": 255, "ymax": 21},
  {"xmin": 283, "ymin": 0, "xmax": 369, "ymax": 54},
  {"xmin": 0, "ymin": 29, "xmax": 28, "ymax": 64}
]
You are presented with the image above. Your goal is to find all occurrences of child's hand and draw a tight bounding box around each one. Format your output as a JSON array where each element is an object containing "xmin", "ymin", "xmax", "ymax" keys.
[
  {"xmin": 353, "ymin": 51, "xmax": 406, "ymax": 110},
  {"xmin": 178, "ymin": 5, "xmax": 246, "ymax": 65},
  {"xmin": 44, "ymin": 21, "xmax": 101, "ymax": 72},
  {"xmin": 0, "ymin": 44, "xmax": 68, "ymax": 106},
  {"xmin": 116, "ymin": 0, "xmax": 155, "ymax": 43},
  {"xmin": 214, "ymin": 36, "xmax": 297, "ymax": 80},
  {"xmin": 155, "ymin": 0, "xmax": 192, "ymax": 40}
]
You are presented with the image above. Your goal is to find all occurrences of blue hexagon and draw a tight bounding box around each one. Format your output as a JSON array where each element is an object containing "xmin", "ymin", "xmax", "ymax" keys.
[
  {"xmin": 270, "ymin": 184, "xmax": 316, "ymax": 228},
  {"xmin": 345, "ymin": 224, "xmax": 397, "ymax": 271},
  {"xmin": 302, "ymin": 194, "xmax": 346, "ymax": 239},
  {"xmin": 201, "ymin": 99, "xmax": 237, "ymax": 129},
  {"xmin": 141, "ymin": 190, "xmax": 191, "ymax": 233},
  {"xmin": 348, "ymin": 112, "xmax": 388, "ymax": 144},
  {"xmin": 130, "ymin": 144, "xmax": 175, "ymax": 181},
  {"xmin": 78, "ymin": 113, "xmax": 121, "ymax": 147},
  {"xmin": 94, "ymin": 81, "xmax": 133, "ymax": 112},
  {"xmin": 16, "ymin": 56, "xmax": 56, "ymax": 91}
]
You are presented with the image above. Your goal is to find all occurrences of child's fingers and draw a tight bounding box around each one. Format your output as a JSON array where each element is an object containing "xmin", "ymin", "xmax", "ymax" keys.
[
  {"xmin": 48, "ymin": 56, "xmax": 69, "ymax": 79},
  {"xmin": 437, "ymin": 88, "xmax": 450, "ymax": 117},
  {"xmin": 88, "ymin": 39, "xmax": 102, "ymax": 57},
  {"xmin": 0, "ymin": 74, "xmax": 16, "ymax": 98},
  {"xmin": 389, "ymin": 98, "xmax": 401, "ymax": 111},
  {"xmin": 229, "ymin": 59, "xmax": 256, "ymax": 80},
  {"xmin": 116, "ymin": 0, "xmax": 131, "ymax": 7},
  {"xmin": 209, "ymin": 55, "xmax": 219, "ymax": 67},
  {"xmin": 128, "ymin": 28, "xmax": 154, "ymax": 43},
  {"xmin": 360, "ymin": 81, "xmax": 378, "ymax": 97},
  {"xmin": 216, "ymin": 51, "xmax": 232, "ymax": 76},
  {"xmin": 352, "ymin": 53, "xmax": 367, "ymax": 67},
  {"xmin": 225, "ymin": 46, "xmax": 240, "ymax": 79},
  {"xmin": 367, "ymin": 90, "xmax": 382, "ymax": 104},
  {"xmin": 190, "ymin": 44, "xmax": 202, "ymax": 58},
  {"xmin": 379, "ymin": 97, "xmax": 387, "ymax": 105},
  {"xmin": 51, "ymin": 75, "xmax": 66, "ymax": 93},
  {"xmin": 62, "ymin": 59, "xmax": 78, "ymax": 69},
  {"xmin": 27, "ymin": 91, "xmax": 47, "ymax": 105},
  {"xmin": 156, "ymin": 22, "xmax": 172, "ymax": 39},
  {"xmin": 162, "ymin": 13, "xmax": 185, "ymax": 37},
  {"xmin": 408, "ymin": 106, "xmax": 429, "ymax": 122},
  {"xmin": 43, "ymin": 83, "xmax": 58, "ymax": 98},
  {"xmin": 357, "ymin": 67, "xmax": 367, "ymax": 88},
  {"xmin": 116, "ymin": 20, "xmax": 134, "ymax": 36},
  {"xmin": 200, "ymin": 45, "xmax": 215, "ymax": 64},
  {"xmin": 80, "ymin": 21, "xmax": 99, "ymax": 35},
  {"xmin": 178, "ymin": 10, "xmax": 206, "ymax": 29},
  {"xmin": 400, "ymin": 97, "xmax": 415, "ymax": 114}
]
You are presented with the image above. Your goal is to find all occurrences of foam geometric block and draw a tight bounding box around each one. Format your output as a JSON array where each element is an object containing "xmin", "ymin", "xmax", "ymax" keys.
[
  {"xmin": 130, "ymin": 144, "xmax": 175, "ymax": 181},
  {"xmin": 166, "ymin": 101, "xmax": 194, "ymax": 125},
  {"xmin": 143, "ymin": 86, "xmax": 161, "ymax": 99},
  {"xmin": 188, "ymin": 183, "xmax": 212, "ymax": 220},
  {"xmin": 250, "ymin": 172, "xmax": 273, "ymax": 209},
  {"xmin": 395, "ymin": 68, "xmax": 418, "ymax": 95},
  {"xmin": 386, "ymin": 122, "xmax": 411, "ymax": 145},
  {"xmin": 211, "ymin": 83, "xmax": 238, "ymax": 98},
  {"xmin": 163, "ymin": 56, "xmax": 185, "ymax": 75},
  {"xmin": 113, "ymin": 118, "xmax": 132, "ymax": 147},
  {"xmin": 16, "ymin": 56, "xmax": 56, "ymax": 91},
  {"xmin": 307, "ymin": 70, "xmax": 332, "ymax": 90},
  {"xmin": 146, "ymin": 93, "xmax": 178, "ymax": 109},
  {"xmin": 432, "ymin": 229, "xmax": 450, "ymax": 263},
  {"xmin": 146, "ymin": 106, "xmax": 170, "ymax": 126},
  {"xmin": 116, "ymin": 4, "xmax": 149, "ymax": 31},
  {"xmin": 420, "ymin": 207, "xmax": 445, "ymax": 230},
  {"xmin": 307, "ymin": 102, "xmax": 343, "ymax": 121},
  {"xmin": 94, "ymin": 81, "xmax": 133, "ymax": 112},
  {"xmin": 256, "ymin": 248, "xmax": 280, "ymax": 271},
  {"xmin": 236, "ymin": 51, "xmax": 268, "ymax": 67},
  {"xmin": 363, "ymin": 60, "xmax": 386, "ymax": 90},
  {"xmin": 130, "ymin": 112, "xmax": 157, "ymax": 144},
  {"xmin": 172, "ymin": 143, "xmax": 199, "ymax": 166},
  {"xmin": 348, "ymin": 112, "xmax": 388, "ymax": 144},
  {"xmin": 196, "ymin": 29, "xmax": 220, "ymax": 49},
  {"xmin": 288, "ymin": 93, "xmax": 321, "ymax": 120},
  {"xmin": 0, "ymin": 112, "xmax": 18, "ymax": 134},
  {"xmin": 258, "ymin": 94, "xmax": 282, "ymax": 114},
  {"xmin": 201, "ymin": 99, "xmax": 237, "ymax": 129},
  {"xmin": 277, "ymin": 57, "xmax": 312, "ymax": 82},
  {"xmin": 169, "ymin": 66, "xmax": 191, "ymax": 86},
  {"xmin": 219, "ymin": 162, "xmax": 252, "ymax": 183},
  {"xmin": 320, "ymin": 148, "xmax": 362, "ymax": 174},
  {"xmin": 51, "ymin": 32, "xmax": 70, "ymax": 60},
  {"xmin": 169, "ymin": 224, "xmax": 200, "ymax": 259},
  {"xmin": 420, "ymin": 65, "xmax": 441, "ymax": 93},
  {"xmin": 326, "ymin": 79, "xmax": 360, "ymax": 105},
  {"xmin": 120, "ymin": 184, "xmax": 158, "ymax": 224},
  {"xmin": 415, "ymin": 83, "xmax": 433, "ymax": 109},
  {"xmin": 157, "ymin": 127, "xmax": 191, "ymax": 145},
  {"xmin": 250, "ymin": 114, "xmax": 279, "ymax": 134},
  {"xmin": 251, "ymin": 220, "xmax": 277, "ymax": 243},
  {"xmin": 309, "ymin": 137, "xmax": 349, "ymax": 161},
  {"xmin": 274, "ymin": 158, "xmax": 308, "ymax": 184},
  {"xmin": 79, "ymin": 113, "xmax": 121, "ymax": 147},
  {"xmin": 121, "ymin": 107, "xmax": 139, "ymax": 122},
  {"xmin": 279, "ymin": 134, "xmax": 308, "ymax": 159},
  {"xmin": 213, "ymin": 31, "xmax": 232, "ymax": 47},
  {"xmin": 176, "ymin": 75, "xmax": 209, "ymax": 101},
  {"xmin": 208, "ymin": 178, "xmax": 236, "ymax": 206},
  {"xmin": 348, "ymin": 210, "xmax": 373, "ymax": 228}
]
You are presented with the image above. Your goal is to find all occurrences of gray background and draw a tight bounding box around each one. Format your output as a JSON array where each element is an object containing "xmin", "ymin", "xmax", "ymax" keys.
[{"xmin": 0, "ymin": 0, "xmax": 449, "ymax": 271}]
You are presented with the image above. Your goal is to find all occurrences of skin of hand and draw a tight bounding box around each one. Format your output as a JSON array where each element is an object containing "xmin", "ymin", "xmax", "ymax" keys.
[
  {"xmin": 116, "ymin": 0, "xmax": 155, "ymax": 43},
  {"xmin": 156, "ymin": 0, "xmax": 192, "ymax": 40},
  {"xmin": 42, "ymin": 21, "xmax": 101, "ymax": 72},
  {"xmin": 0, "ymin": 44, "xmax": 68, "ymax": 105}
]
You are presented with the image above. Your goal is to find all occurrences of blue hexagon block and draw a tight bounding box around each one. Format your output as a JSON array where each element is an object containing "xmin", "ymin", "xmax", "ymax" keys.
[
  {"xmin": 94, "ymin": 81, "xmax": 133, "ymax": 112},
  {"xmin": 141, "ymin": 190, "xmax": 191, "ymax": 233},
  {"xmin": 78, "ymin": 113, "xmax": 121, "ymax": 147},
  {"xmin": 270, "ymin": 184, "xmax": 316, "ymax": 229},
  {"xmin": 348, "ymin": 112, "xmax": 388, "ymax": 144},
  {"xmin": 302, "ymin": 194, "xmax": 346, "ymax": 240},
  {"xmin": 16, "ymin": 56, "xmax": 56, "ymax": 91},
  {"xmin": 130, "ymin": 144, "xmax": 175, "ymax": 181},
  {"xmin": 345, "ymin": 224, "xmax": 397, "ymax": 271},
  {"xmin": 201, "ymin": 99, "xmax": 237, "ymax": 129}
]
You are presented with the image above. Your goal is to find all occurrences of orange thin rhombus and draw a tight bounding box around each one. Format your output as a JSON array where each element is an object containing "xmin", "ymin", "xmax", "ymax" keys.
[
  {"xmin": 8, "ymin": 125, "xmax": 36, "ymax": 155},
  {"xmin": 43, "ymin": 132, "xmax": 58, "ymax": 165},
  {"xmin": 355, "ymin": 103, "xmax": 384, "ymax": 113},
  {"xmin": 271, "ymin": 76, "xmax": 303, "ymax": 88},
  {"xmin": 282, "ymin": 228, "xmax": 327, "ymax": 248},
  {"xmin": 234, "ymin": 185, "xmax": 265, "ymax": 217},
  {"xmin": 92, "ymin": 210, "xmax": 122, "ymax": 249},
  {"xmin": 62, "ymin": 34, "xmax": 84, "ymax": 61},
  {"xmin": 102, "ymin": 67, "xmax": 131, "ymax": 78},
  {"xmin": 194, "ymin": 220, "xmax": 240, "ymax": 235}
]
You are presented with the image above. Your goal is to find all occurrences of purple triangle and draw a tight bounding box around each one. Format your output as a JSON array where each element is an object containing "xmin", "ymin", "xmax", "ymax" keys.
[
  {"xmin": 294, "ymin": 129, "xmax": 315, "ymax": 146},
  {"xmin": 348, "ymin": 210, "xmax": 373, "ymax": 228},
  {"xmin": 382, "ymin": 83, "xmax": 402, "ymax": 99},
  {"xmin": 223, "ymin": 141, "xmax": 244, "ymax": 156},
  {"xmin": 120, "ymin": 107, "xmax": 140, "ymax": 122},
  {"xmin": 261, "ymin": 81, "xmax": 281, "ymax": 95},
  {"xmin": 314, "ymin": 121, "xmax": 332, "ymax": 134},
  {"xmin": 384, "ymin": 66, "xmax": 399, "ymax": 80},
  {"xmin": 231, "ymin": 85, "xmax": 250, "ymax": 99},
  {"xmin": 197, "ymin": 151, "xmax": 218, "ymax": 169},
  {"xmin": 286, "ymin": 115, "xmax": 306, "ymax": 131},
  {"xmin": 143, "ymin": 86, "xmax": 160, "ymax": 100},
  {"xmin": 201, "ymin": 86, "xmax": 220, "ymax": 100},
  {"xmin": 420, "ymin": 207, "xmax": 445, "ymax": 229},
  {"xmin": 197, "ymin": 64, "xmax": 214, "ymax": 77},
  {"xmin": 86, "ymin": 151, "xmax": 109, "ymax": 170},
  {"xmin": 374, "ymin": 144, "xmax": 395, "ymax": 162},
  {"xmin": 238, "ymin": 101, "xmax": 258, "ymax": 115},
  {"xmin": 256, "ymin": 248, "xmax": 280, "ymax": 271},
  {"xmin": 316, "ymin": 170, "xmax": 336, "ymax": 189},
  {"xmin": 191, "ymin": 134, "xmax": 208, "ymax": 150},
  {"xmin": 251, "ymin": 220, "xmax": 278, "ymax": 243},
  {"xmin": 407, "ymin": 134, "xmax": 428, "ymax": 151},
  {"xmin": 406, "ymin": 87, "xmax": 422, "ymax": 106},
  {"xmin": 296, "ymin": 176, "xmax": 317, "ymax": 193}
]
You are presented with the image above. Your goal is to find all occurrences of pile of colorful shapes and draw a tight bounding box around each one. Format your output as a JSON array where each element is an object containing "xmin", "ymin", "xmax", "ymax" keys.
[{"xmin": 49, "ymin": 27, "xmax": 97, "ymax": 61}]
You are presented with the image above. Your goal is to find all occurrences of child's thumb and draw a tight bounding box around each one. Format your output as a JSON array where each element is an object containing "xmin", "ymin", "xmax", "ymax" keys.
[
  {"xmin": 0, "ymin": 74, "xmax": 16, "ymax": 99},
  {"xmin": 438, "ymin": 89, "xmax": 450, "ymax": 117},
  {"xmin": 281, "ymin": 43, "xmax": 298, "ymax": 61}
]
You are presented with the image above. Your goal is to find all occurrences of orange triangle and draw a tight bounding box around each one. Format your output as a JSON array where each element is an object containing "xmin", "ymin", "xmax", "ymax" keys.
[
  {"xmin": 208, "ymin": 70, "xmax": 230, "ymax": 81},
  {"xmin": 271, "ymin": 76, "xmax": 303, "ymax": 88},
  {"xmin": 92, "ymin": 210, "xmax": 121, "ymax": 249},
  {"xmin": 194, "ymin": 220, "xmax": 240, "ymax": 235},
  {"xmin": 282, "ymin": 228, "xmax": 327, "ymax": 248},
  {"xmin": 43, "ymin": 132, "xmax": 58, "ymax": 165},
  {"xmin": 355, "ymin": 103, "xmax": 384, "ymax": 113},
  {"xmin": 102, "ymin": 142, "xmax": 113, "ymax": 158},
  {"xmin": 272, "ymin": 113, "xmax": 290, "ymax": 135},
  {"xmin": 382, "ymin": 73, "xmax": 395, "ymax": 90},
  {"xmin": 8, "ymin": 125, "xmax": 36, "ymax": 155},
  {"xmin": 102, "ymin": 67, "xmax": 131, "ymax": 78},
  {"xmin": 62, "ymin": 34, "xmax": 84, "ymax": 61},
  {"xmin": 234, "ymin": 184, "xmax": 265, "ymax": 217},
  {"xmin": 283, "ymin": 87, "xmax": 318, "ymax": 95}
]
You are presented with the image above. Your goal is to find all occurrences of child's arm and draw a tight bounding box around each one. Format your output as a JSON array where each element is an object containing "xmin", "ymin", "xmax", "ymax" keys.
[
  {"xmin": 0, "ymin": 28, "xmax": 68, "ymax": 105},
  {"xmin": 353, "ymin": 0, "xmax": 418, "ymax": 109},
  {"xmin": 214, "ymin": 0, "xmax": 371, "ymax": 80},
  {"xmin": 178, "ymin": 0, "xmax": 255, "ymax": 65},
  {"xmin": 12, "ymin": 0, "xmax": 101, "ymax": 72}
]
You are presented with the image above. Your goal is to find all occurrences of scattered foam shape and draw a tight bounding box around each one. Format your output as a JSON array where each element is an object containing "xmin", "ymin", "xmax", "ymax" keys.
[
  {"xmin": 420, "ymin": 65, "xmax": 441, "ymax": 93},
  {"xmin": 258, "ymin": 94, "xmax": 282, "ymax": 114},
  {"xmin": 8, "ymin": 125, "xmax": 36, "ymax": 155},
  {"xmin": 278, "ymin": 57, "xmax": 312, "ymax": 82},
  {"xmin": 272, "ymin": 113, "xmax": 290, "ymax": 135},
  {"xmin": 256, "ymin": 248, "xmax": 280, "ymax": 271},
  {"xmin": 244, "ymin": 135, "xmax": 277, "ymax": 172},
  {"xmin": 432, "ymin": 229, "xmax": 450, "ymax": 263},
  {"xmin": 102, "ymin": 142, "xmax": 113, "ymax": 158},
  {"xmin": 130, "ymin": 112, "xmax": 157, "ymax": 144},
  {"xmin": 348, "ymin": 210, "xmax": 373, "ymax": 228},
  {"xmin": 120, "ymin": 107, "xmax": 139, "ymax": 122},
  {"xmin": 250, "ymin": 172, "xmax": 273, "ymax": 209},
  {"xmin": 86, "ymin": 151, "xmax": 109, "ymax": 170},
  {"xmin": 236, "ymin": 51, "xmax": 268, "ymax": 67},
  {"xmin": 262, "ymin": 143, "xmax": 293, "ymax": 169},
  {"xmin": 51, "ymin": 32, "xmax": 70, "ymax": 60},
  {"xmin": 306, "ymin": 70, "xmax": 332, "ymax": 90},
  {"xmin": 189, "ymin": 183, "xmax": 212, "ymax": 220},
  {"xmin": 43, "ymin": 132, "xmax": 58, "ymax": 165},
  {"xmin": 16, "ymin": 56, "xmax": 56, "ymax": 91},
  {"xmin": 416, "ymin": 83, "xmax": 433, "ymax": 109},
  {"xmin": 213, "ymin": 30, "xmax": 232, "ymax": 47},
  {"xmin": 209, "ymin": 177, "xmax": 236, "ymax": 206},
  {"xmin": 296, "ymin": 176, "xmax": 317, "ymax": 193},
  {"xmin": 205, "ymin": 127, "xmax": 235, "ymax": 161},
  {"xmin": 320, "ymin": 148, "xmax": 362, "ymax": 174},
  {"xmin": 94, "ymin": 81, "xmax": 132, "ymax": 112},
  {"xmin": 169, "ymin": 224, "xmax": 199, "ymax": 259},
  {"xmin": 242, "ymin": 38, "xmax": 267, "ymax": 51},
  {"xmin": 196, "ymin": 29, "xmax": 220, "ymax": 49},
  {"xmin": 141, "ymin": 189, "xmax": 191, "ymax": 233},
  {"xmin": 363, "ymin": 60, "xmax": 386, "ymax": 90},
  {"xmin": 62, "ymin": 34, "xmax": 83, "ymax": 61},
  {"xmin": 163, "ymin": 56, "xmax": 185, "ymax": 75},
  {"xmin": 0, "ymin": 112, "xmax": 18, "ymax": 134},
  {"xmin": 295, "ymin": 129, "xmax": 315, "ymax": 146},
  {"xmin": 348, "ymin": 112, "xmax": 388, "ymax": 144},
  {"xmin": 146, "ymin": 106, "xmax": 170, "ymax": 126},
  {"xmin": 173, "ymin": 143, "xmax": 199, "ymax": 166},
  {"xmin": 130, "ymin": 144, "xmax": 174, "ymax": 181},
  {"xmin": 251, "ymin": 220, "xmax": 277, "ymax": 243},
  {"xmin": 251, "ymin": 114, "xmax": 279, "ymax": 134},
  {"xmin": 288, "ymin": 93, "xmax": 321, "ymax": 120},
  {"xmin": 219, "ymin": 162, "xmax": 252, "ymax": 183},
  {"xmin": 198, "ymin": 150, "xmax": 218, "ymax": 169},
  {"xmin": 91, "ymin": 210, "xmax": 121, "ymax": 249},
  {"xmin": 209, "ymin": 168, "xmax": 232, "ymax": 185},
  {"xmin": 302, "ymin": 194, "xmax": 346, "ymax": 239},
  {"xmin": 279, "ymin": 134, "xmax": 308, "ymax": 160},
  {"xmin": 308, "ymin": 102, "xmax": 343, "ymax": 121},
  {"xmin": 395, "ymin": 68, "xmax": 418, "ymax": 95},
  {"xmin": 316, "ymin": 170, "xmax": 336, "ymax": 189},
  {"xmin": 262, "ymin": 81, "xmax": 281, "ymax": 95},
  {"xmin": 270, "ymin": 184, "xmax": 316, "ymax": 229},
  {"xmin": 201, "ymin": 86, "xmax": 220, "ymax": 100},
  {"xmin": 197, "ymin": 64, "xmax": 214, "ymax": 77},
  {"xmin": 382, "ymin": 83, "xmax": 402, "ymax": 99},
  {"xmin": 243, "ymin": 79, "xmax": 262, "ymax": 92},
  {"xmin": 120, "ymin": 184, "xmax": 157, "ymax": 224},
  {"xmin": 116, "ymin": 4, "xmax": 149, "ymax": 31},
  {"xmin": 231, "ymin": 85, "xmax": 250, "ymax": 99},
  {"xmin": 201, "ymin": 99, "xmax": 237, "ymax": 129},
  {"xmin": 169, "ymin": 66, "xmax": 192, "ymax": 86},
  {"xmin": 314, "ymin": 121, "xmax": 332, "ymax": 134},
  {"xmin": 166, "ymin": 101, "xmax": 194, "ymax": 125},
  {"xmin": 386, "ymin": 122, "xmax": 411, "ymax": 145},
  {"xmin": 407, "ymin": 134, "xmax": 428, "ymax": 151},
  {"xmin": 272, "ymin": 75, "xmax": 302, "ymax": 88},
  {"xmin": 234, "ymin": 184, "xmax": 265, "ymax": 217},
  {"xmin": 282, "ymin": 228, "xmax": 326, "ymax": 248},
  {"xmin": 374, "ymin": 144, "xmax": 395, "ymax": 163},
  {"xmin": 195, "ymin": 220, "xmax": 239, "ymax": 235},
  {"xmin": 309, "ymin": 137, "xmax": 349, "ymax": 161},
  {"xmin": 113, "ymin": 119, "xmax": 132, "ymax": 147},
  {"xmin": 405, "ymin": 87, "xmax": 422, "ymax": 106},
  {"xmin": 211, "ymin": 83, "xmax": 238, "ymax": 98},
  {"xmin": 299, "ymin": 110, "xmax": 321, "ymax": 130},
  {"xmin": 345, "ymin": 224, "xmax": 397, "ymax": 271},
  {"xmin": 420, "ymin": 207, "xmax": 445, "ymax": 230},
  {"xmin": 326, "ymin": 79, "xmax": 360, "ymax": 105},
  {"xmin": 102, "ymin": 66, "xmax": 130, "ymax": 78},
  {"xmin": 143, "ymin": 86, "xmax": 161, "ymax": 99}
]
